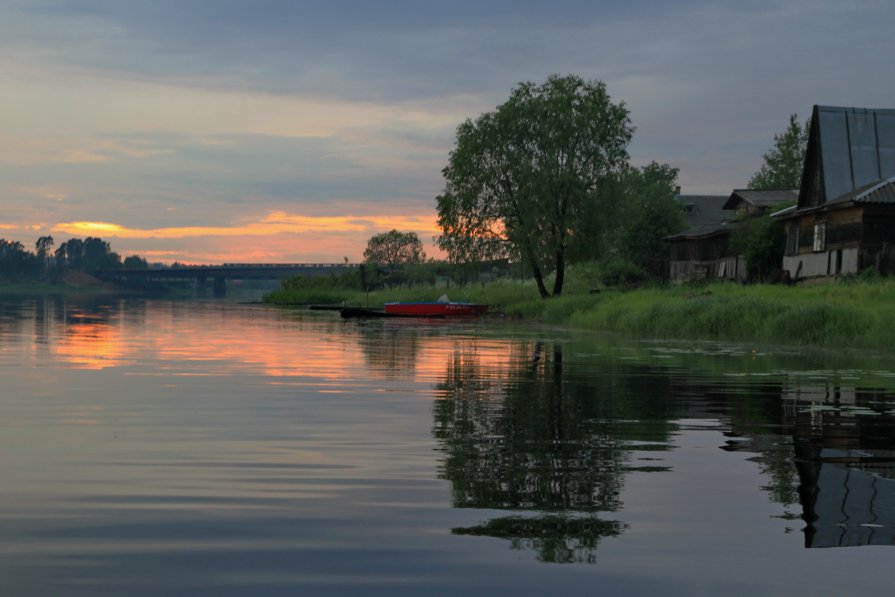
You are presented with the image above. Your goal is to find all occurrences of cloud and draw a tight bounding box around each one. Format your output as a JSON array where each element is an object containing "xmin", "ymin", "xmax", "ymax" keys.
[
  {"xmin": 53, "ymin": 210, "xmax": 439, "ymax": 239},
  {"xmin": 2, "ymin": 0, "xmax": 895, "ymax": 262}
]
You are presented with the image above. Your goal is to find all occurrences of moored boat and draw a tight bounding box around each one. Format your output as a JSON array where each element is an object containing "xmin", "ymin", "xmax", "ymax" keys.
[{"xmin": 383, "ymin": 301, "xmax": 488, "ymax": 317}]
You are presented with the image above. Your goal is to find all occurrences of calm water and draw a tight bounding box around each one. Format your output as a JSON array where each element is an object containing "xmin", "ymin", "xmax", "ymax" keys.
[{"xmin": 1, "ymin": 297, "xmax": 893, "ymax": 595}]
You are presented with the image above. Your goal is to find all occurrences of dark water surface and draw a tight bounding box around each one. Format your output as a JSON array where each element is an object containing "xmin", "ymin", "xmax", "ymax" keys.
[{"xmin": 1, "ymin": 297, "xmax": 893, "ymax": 595}]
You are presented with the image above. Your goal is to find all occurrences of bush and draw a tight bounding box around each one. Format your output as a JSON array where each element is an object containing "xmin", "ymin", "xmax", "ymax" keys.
[
  {"xmin": 857, "ymin": 266, "xmax": 880, "ymax": 281},
  {"xmin": 599, "ymin": 258, "xmax": 647, "ymax": 287}
]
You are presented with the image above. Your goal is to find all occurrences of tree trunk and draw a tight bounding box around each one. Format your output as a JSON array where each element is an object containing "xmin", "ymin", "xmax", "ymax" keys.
[
  {"xmin": 551, "ymin": 248, "xmax": 565, "ymax": 297},
  {"xmin": 522, "ymin": 244, "xmax": 551, "ymax": 298},
  {"xmin": 530, "ymin": 260, "xmax": 550, "ymax": 299}
]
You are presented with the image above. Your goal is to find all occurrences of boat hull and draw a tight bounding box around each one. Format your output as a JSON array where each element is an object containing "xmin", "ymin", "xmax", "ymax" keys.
[{"xmin": 383, "ymin": 302, "xmax": 488, "ymax": 317}]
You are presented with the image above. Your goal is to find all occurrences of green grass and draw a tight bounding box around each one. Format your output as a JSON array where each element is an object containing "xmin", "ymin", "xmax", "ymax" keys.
[{"xmin": 264, "ymin": 270, "xmax": 895, "ymax": 351}]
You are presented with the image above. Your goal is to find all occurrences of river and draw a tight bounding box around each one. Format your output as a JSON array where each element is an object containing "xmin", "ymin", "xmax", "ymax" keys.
[{"xmin": 0, "ymin": 297, "xmax": 893, "ymax": 595}]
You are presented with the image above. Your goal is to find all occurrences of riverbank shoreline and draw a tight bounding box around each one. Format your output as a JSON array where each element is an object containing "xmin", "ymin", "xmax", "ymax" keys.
[
  {"xmin": 0, "ymin": 281, "xmax": 115, "ymax": 297},
  {"xmin": 264, "ymin": 278, "xmax": 895, "ymax": 351}
]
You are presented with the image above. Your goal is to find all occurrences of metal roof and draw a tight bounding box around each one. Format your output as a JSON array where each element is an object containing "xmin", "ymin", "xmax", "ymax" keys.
[
  {"xmin": 723, "ymin": 189, "xmax": 798, "ymax": 210},
  {"xmin": 769, "ymin": 205, "xmax": 797, "ymax": 219},
  {"xmin": 799, "ymin": 105, "xmax": 895, "ymax": 208},
  {"xmin": 828, "ymin": 175, "xmax": 895, "ymax": 205}
]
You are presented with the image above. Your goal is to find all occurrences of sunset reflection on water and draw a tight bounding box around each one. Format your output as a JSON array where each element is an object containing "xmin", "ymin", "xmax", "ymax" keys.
[{"xmin": 36, "ymin": 299, "xmax": 515, "ymax": 386}]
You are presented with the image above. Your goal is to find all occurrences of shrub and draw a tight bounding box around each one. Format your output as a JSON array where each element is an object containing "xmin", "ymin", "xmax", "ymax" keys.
[{"xmin": 599, "ymin": 258, "xmax": 647, "ymax": 287}]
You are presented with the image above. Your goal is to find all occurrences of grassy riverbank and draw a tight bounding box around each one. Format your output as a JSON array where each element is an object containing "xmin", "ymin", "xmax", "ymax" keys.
[{"xmin": 265, "ymin": 272, "xmax": 895, "ymax": 351}]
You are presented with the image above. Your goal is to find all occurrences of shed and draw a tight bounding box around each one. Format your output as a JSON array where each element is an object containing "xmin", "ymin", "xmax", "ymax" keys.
[{"xmin": 664, "ymin": 195, "xmax": 735, "ymax": 282}]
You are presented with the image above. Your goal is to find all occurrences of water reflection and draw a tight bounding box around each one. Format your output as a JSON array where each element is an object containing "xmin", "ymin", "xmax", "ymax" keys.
[
  {"xmin": 784, "ymin": 383, "xmax": 895, "ymax": 548},
  {"xmin": 356, "ymin": 320, "xmax": 423, "ymax": 380},
  {"xmin": 686, "ymin": 372, "xmax": 895, "ymax": 549},
  {"xmin": 2, "ymin": 296, "xmax": 895, "ymax": 594},
  {"xmin": 429, "ymin": 335, "xmax": 895, "ymax": 559},
  {"xmin": 433, "ymin": 340, "xmax": 686, "ymax": 562},
  {"xmin": 0, "ymin": 297, "xmax": 371, "ymax": 380}
]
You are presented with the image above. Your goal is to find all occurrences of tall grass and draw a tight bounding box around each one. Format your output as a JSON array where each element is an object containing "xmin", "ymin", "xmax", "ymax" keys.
[
  {"xmin": 569, "ymin": 280, "xmax": 893, "ymax": 349},
  {"xmin": 264, "ymin": 267, "xmax": 895, "ymax": 351}
]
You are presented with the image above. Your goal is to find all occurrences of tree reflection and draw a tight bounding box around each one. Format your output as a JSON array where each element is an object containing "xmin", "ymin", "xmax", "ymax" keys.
[
  {"xmin": 355, "ymin": 321, "xmax": 423, "ymax": 380},
  {"xmin": 453, "ymin": 515, "xmax": 626, "ymax": 564},
  {"xmin": 433, "ymin": 340, "xmax": 679, "ymax": 562}
]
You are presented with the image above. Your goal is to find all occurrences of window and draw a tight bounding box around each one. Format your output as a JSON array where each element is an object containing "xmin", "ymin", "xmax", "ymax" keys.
[
  {"xmin": 786, "ymin": 226, "xmax": 799, "ymax": 256},
  {"xmin": 813, "ymin": 222, "xmax": 826, "ymax": 252}
]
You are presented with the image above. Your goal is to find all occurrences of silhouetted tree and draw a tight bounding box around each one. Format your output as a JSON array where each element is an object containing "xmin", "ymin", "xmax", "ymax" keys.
[
  {"xmin": 55, "ymin": 237, "xmax": 122, "ymax": 271},
  {"xmin": 0, "ymin": 239, "xmax": 40, "ymax": 280},
  {"xmin": 123, "ymin": 255, "xmax": 149, "ymax": 269},
  {"xmin": 35, "ymin": 236, "xmax": 54, "ymax": 271},
  {"xmin": 363, "ymin": 229, "xmax": 426, "ymax": 268}
]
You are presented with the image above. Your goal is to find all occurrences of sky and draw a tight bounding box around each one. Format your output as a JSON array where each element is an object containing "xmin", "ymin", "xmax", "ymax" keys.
[{"xmin": 2, "ymin": 0, "xmax": 894, "ymax": 264}]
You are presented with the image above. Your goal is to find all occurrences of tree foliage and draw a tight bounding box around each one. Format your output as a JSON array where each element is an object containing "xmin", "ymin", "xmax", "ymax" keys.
[
  {"xmin": 612, "ymin": 162, "xmax": 683, "ymax": 276},
  {"xmin": 0, "ymin": 235, "xmax": 144, "ymax": 282},
  {"xmin": 123, "ymin": 255, "xmax": 149, "ymax": 269},
  {"xmin": 436, "ymin": 75, "xmax": 633, "ymax": 298},
  {"xmin": 363, "ymin": 229, "xmax": 426, "ymax": 268},
  {"xmin": 730, "ymin": 214, "xmax": 786, "ymax": 282},
  {"xmin": 748, "ymin": 114, "xmax": 808, "ymax": 190},
  {"xmin": 0, "ymin": 239, "xmax": 41, "ymax": 280},
  {"xmin": 55, "ymin": 237, "xmax": 121, "ymax": 271}
]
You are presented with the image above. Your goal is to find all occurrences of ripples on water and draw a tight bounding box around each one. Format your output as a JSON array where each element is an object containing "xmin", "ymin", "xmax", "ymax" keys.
[{"xmin": 0, "ymin": 297, "xmax": 893, "ymax": 595}]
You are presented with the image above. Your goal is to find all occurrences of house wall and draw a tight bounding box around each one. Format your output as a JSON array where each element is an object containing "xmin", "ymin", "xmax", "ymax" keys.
[
  {"xmin": 782, "ymin": 206, "xmax": 864, "ymax": 278},
  {"xmin": 669, "ymin": 255, "xmax": 745, "ymax": 283},
  {"xmin": 668, "ymin": 235, "xmax": 729, "ymax": 262},
  {"xmin": 783, "ymin": 248, "xmax": 859, "ymax": 278},
  {"xmin": 785, "ymin": 208, "xmax": 862, "ymax": 253},
  {"xmin": 860, "ymin": 209, "xmax": 895, "ymax": 274}
]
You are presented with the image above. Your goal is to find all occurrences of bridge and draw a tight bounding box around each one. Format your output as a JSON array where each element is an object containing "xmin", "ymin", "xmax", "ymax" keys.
[{"xmin": 94, "ymin": 263, "xmax": 359, "ymax": 297}]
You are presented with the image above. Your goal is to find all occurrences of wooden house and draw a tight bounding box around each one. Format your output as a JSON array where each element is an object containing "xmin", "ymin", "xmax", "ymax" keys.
[
  {"xmin": 666, "ymin": 190, "xmax": 795, "ymax": 282},
  {"xmin": 665, "ymin": 195, "xmax": 729, "ymax": 282},
  {"xmin": 775, "ymin": 105, "xmax": 895, "ymax": 279}
]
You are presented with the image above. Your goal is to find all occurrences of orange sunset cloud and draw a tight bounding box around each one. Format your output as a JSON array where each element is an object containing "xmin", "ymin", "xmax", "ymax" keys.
[{"xmin": 52, "ymin": 210, "xmax": 441, "ymax": 240}]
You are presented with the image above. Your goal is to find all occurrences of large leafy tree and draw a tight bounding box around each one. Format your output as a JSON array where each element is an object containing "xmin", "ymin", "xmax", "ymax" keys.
[
  {"xmin": 436, "ymin": 75, "xmax": 633, "ymax": 298},
  {"xmin": 363, "ymin": 229, "xmax": 426, "ymax": 268},
  {"xmin": 748, "ymin": 114, "xmax": 808, "ymax": 190}
]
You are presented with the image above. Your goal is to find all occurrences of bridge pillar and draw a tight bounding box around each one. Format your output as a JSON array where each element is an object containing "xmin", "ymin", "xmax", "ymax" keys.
[
  {"xmin": 196, "ymin": 276, "xmax": 208, "ymax": 298},
  {"xmin": 213, "ymin": 276, "xmax": 227, "ymax": 298}
]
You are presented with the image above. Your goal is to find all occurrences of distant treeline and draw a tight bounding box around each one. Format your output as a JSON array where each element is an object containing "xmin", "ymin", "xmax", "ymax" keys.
[{"xmin": 0, "ymin": 236, "xmax": 149, "ymax": 282}]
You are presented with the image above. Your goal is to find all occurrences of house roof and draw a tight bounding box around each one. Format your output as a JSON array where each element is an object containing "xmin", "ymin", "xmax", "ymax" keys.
[
  {"xmin": 828, "ymin": 175, "xmax": 895, "ymax": 206},
  {"xmin": 663, "ymin": 220, "xmax": 731, "ymax": 242},
  {"xmin": 775, "ymin": 176, "xmax": 895, "ymax": 220},
  {"xmin": 723, "ymin": 189, "xmax": 798, "ymax": 210},
  {"xmin": 798, "ymin": 105, "xmax": 895, "ymax": 209},
  {"xmin": 664, "ymin": 194, "xmax": 730, "ymax": 242},
  {"xmin": 677, "ymin": 194, "xmax": 728, "ymax": 228}
]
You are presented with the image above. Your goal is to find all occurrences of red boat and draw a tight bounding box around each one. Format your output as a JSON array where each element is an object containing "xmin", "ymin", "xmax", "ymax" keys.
[{"xmin": 383, "ymin": 301, "xmax": 488, "ymax": 317}]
